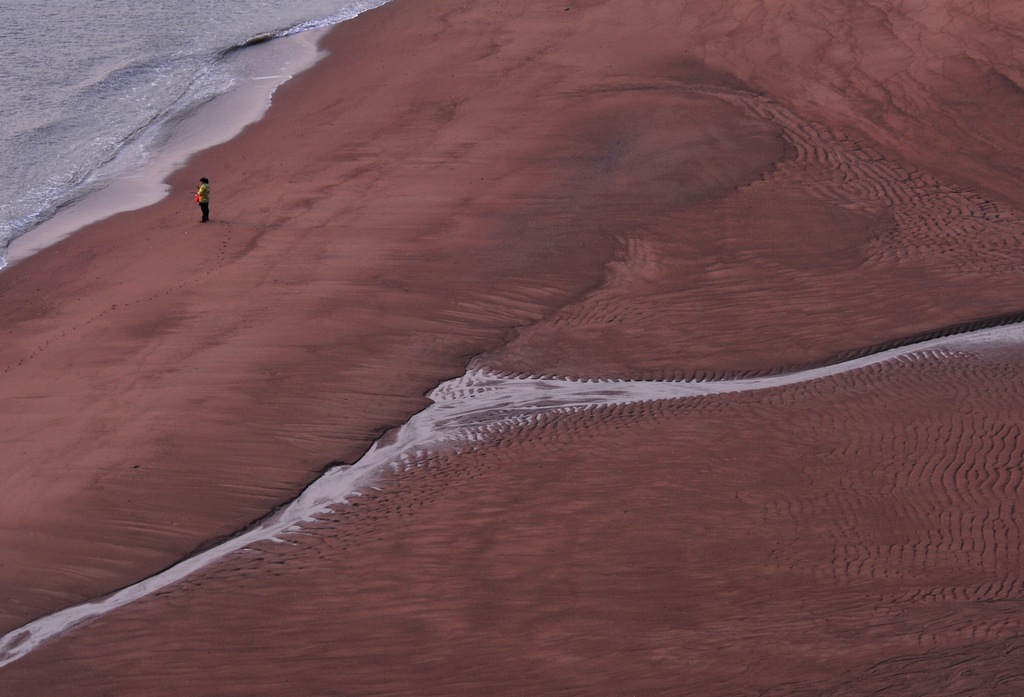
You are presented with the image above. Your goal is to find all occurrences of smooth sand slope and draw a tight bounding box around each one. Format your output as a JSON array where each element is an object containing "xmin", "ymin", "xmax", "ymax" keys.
[{"xmin": 2, "ymin": 0, "xmax": 1024, "ymax": 694}]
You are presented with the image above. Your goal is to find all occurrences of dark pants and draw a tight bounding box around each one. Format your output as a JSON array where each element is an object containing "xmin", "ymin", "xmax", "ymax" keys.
[{"xmin": 199, "ymin": 202, "xmax": 209, "ymax": 222}]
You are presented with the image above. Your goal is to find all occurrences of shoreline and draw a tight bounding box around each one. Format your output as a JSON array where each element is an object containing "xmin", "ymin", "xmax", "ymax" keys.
[
  {"xmin": 2, "ymin": 0, "xmax": 1024, "ymax": 693},
  {"xmin": 4, "ymin": 27, "xmax": 328, "ymax": 268},
  {"xmin": 0, "ymin": 0, "xmax": 628, "ymax": 641}
]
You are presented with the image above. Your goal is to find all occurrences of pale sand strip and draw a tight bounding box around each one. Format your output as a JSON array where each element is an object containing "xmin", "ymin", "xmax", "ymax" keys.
[{"xmin": 2, "ymin": 320, "xmax": 1022, "ymax": 668}]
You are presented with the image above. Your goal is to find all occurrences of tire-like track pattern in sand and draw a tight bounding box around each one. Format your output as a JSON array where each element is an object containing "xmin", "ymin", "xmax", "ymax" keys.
[
  {"xmin": 728, "ymin": 88, "xmax": 1024, "ymax": 271},
  {"xmin": 478, "ymin": 83, "xmax": 1024, "ymax": 382}
]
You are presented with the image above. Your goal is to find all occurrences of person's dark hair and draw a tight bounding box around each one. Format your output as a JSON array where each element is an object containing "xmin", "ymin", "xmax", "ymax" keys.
[{"xmin": 200, "ymin": 177, "xmax": 208, "ymax": 183}]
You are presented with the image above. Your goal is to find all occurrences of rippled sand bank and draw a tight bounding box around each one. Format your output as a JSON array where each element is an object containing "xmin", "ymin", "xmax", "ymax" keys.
[{"xmin": 2, "ymin": 0, "xmax": 1024, "ymax": 694}]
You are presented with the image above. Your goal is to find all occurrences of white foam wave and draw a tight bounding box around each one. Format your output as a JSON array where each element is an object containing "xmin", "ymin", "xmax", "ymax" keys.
[{"xmin": 1, "ymin": 321, "xmax": 1022, "ymax": 667}]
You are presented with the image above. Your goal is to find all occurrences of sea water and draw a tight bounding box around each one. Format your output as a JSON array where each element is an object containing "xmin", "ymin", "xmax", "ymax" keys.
[{"xmin": 0, "ymin": 0, "xmax": 387, "ymax": 263}]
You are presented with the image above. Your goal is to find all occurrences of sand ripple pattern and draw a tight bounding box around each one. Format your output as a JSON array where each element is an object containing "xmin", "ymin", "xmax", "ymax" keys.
[
  {"xmin": 3, "ymin": 321, "xmax": 1024, "ymax": 668},
  {"xmin": 711, "ymin": 87, "xmax": 1024, "ymax": 271}
]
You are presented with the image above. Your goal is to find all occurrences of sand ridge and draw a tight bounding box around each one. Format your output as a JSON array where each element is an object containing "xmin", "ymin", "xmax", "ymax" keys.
[
  {"xmin": 2, "ymin": 0, "xmax": 1024, "ymax": 693},
  {"xmin": 3, "ymin": 320, "xmax": 1024, "ymax": 675}
]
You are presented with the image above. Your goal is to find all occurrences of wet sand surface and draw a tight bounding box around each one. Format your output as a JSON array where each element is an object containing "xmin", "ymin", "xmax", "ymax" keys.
[{"xmin": 3, "ymin": 0, "xmax": 1024, "ymax": 694}]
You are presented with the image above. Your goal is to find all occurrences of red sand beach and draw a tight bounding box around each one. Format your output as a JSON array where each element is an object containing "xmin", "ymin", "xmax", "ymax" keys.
[{"xmin": 3, "ymin": 0, "xmax": 1024, "ymax": 694}]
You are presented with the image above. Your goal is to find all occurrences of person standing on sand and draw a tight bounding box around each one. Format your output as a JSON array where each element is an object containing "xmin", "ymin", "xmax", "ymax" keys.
[{"xmin": 196, "ymin": 177, "xmax": 210, "ymax": 222}]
